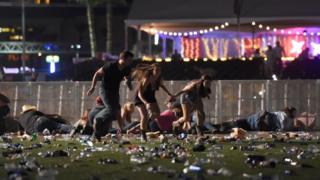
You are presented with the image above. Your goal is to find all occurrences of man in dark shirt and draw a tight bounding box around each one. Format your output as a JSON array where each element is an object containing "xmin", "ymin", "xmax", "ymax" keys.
[
  {"xmin": 17, "ymin": 105, "xmax": 73, "ymax": 135},
  {"xmin": 87, "ymin": 51, "xmax": 134, "ymax": 140}
]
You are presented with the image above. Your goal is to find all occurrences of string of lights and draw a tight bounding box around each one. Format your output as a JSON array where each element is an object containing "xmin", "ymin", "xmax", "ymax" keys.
[{"xmin": 152, "ymin": 22, "xmax": 230, "ymax": 37}]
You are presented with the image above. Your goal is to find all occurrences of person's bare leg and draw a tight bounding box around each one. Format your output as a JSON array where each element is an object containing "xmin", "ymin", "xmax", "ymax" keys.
[
  {"xmin": 195, "ymin": 109, "xmax": 205, "ymax": 137},
  {"xmin": 127, "ymin": 123, "xmax": 140, "ymax": 134},
  {"xmin": 115, "ymin": 109, "xmax": 122, "ymax": 134},
  {"xmin": 149, "ymin": 103, "xmax": 160, "ymax": 119},
  {"xmin": 137, "ymin": 105, "xmax": 148, "ymax": 141}
]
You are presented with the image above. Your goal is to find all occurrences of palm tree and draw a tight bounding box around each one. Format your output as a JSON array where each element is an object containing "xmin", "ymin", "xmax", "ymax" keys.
[
  {"xmin": 103, "ymin": 0, "xmax": 127, "ymax": 54},
  {"xmin": 75, "ymin": 0, "xmax": 127, "ymax": 56},
  {"xmin": 77, "ymin": 0, "xmax": 100, "ymax": 58}
]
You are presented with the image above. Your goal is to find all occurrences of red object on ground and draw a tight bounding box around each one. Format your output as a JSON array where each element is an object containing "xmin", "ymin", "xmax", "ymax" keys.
[{"xmin": 156, "ymin": 110, "xmax": 176, "ymax": 131}]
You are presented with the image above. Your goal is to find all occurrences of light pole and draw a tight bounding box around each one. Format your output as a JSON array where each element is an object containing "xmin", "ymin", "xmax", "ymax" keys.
[{"xmin": 21, "ymin": 0, "xmax": 26, "ymax": 80}]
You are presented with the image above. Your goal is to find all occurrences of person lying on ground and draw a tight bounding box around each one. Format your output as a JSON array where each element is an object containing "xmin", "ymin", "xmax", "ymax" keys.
[
  {"xmin": 150, "ymin": 100, "xmax": 182, "ymax": 133},
  {"xmin": 293, "ymin": 112, "xmax": 317, "ymax": 131},
  {"xmin": 70, "ymin": 109, "xmax": 94, "ymax": 137},
  {"xmin": 106, "ymin": 101, "xmax": 136, "ymax": 134},
  {"xmin": 71, "ymin": 96, "xmax": 108, "ymax": 136},
  {"xmin": 187, "ymin": 112, "xmax": 217, "ymax": 134},
  {"xmin": 125, "ymin": 95, "xmax": 180, "ymax": 134},
  {"xmin": 213, "ymin": 107, "xmax": 299, "ymax": 132},
  {"xmin": 17, "ymin": 105, "xmax": 73, "ymax": 135}
]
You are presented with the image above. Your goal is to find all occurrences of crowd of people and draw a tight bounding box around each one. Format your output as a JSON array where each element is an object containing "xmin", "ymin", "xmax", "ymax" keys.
[{"xmin": 0, "ymin": 50, "xmax": 317, "ymax": 142}]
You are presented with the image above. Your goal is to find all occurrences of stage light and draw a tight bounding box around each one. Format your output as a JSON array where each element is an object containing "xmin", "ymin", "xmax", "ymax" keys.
[
  {"xmin": 178, "ymin": 33, "xmax": 182, "ymax": 36},
  {"xmin": 164, "ymin": 58, "xmax": 172, "ymax": 62},
  {"xmin": 317, "ymin": 32, "xmax": 320, "ymax": 36},
  {"xmin": 153, "ymin": 29, "xmax": 158, "ymax": 34},
  {"xmin": 303, "ymin": 32, "xmax": 307, "ymax": 36},
  {"xmin": 189, "ymin": 32, "xmax": 193, "ymax": 36},
  {"xmin": 168, "ymin": 32, "xmax": 173, "ymax": 36},
  {"xmin": 173, "ymin": 32, "xmax": 177, "ymax": 36},
  {"xmin": 296, "ymin": 32, "xmax": 300, "ymax": 35},
  {"xmin": 163, "ymin": 32, "xmax": 168, "ymax": 35},
  {"xmin": 258, "ymin": 24, "xmax": 263, "ymax": 29},
  {"xmin": 311, "ymin": 42, "xmax": 320, "ymax": 56},
  {"xmin": 209, "ymin": 28, "xmax": 213, "ymax": 32},
  {"xmin": 204, "ymin": 29, "xmax": 208, "ymax": 33},
  {"xmin": 150, "ymin": 28, "xmax": 156, "ymax": 34},
  {"xmin": 193, "ymin": 31, "xmax": 198, "ymax": 35},
  {"xmin": 311, "ymin": 32, "xmax": 315, "ymax": 36},
  {"xmin": 38, "ymin": 52, "xmax": 42, "ymax": 56},
  {"xmin": 142, "ymin": 56, "xmax": 153, "ymax": 61},
  {"xmin": 266, "ymin": 26, "xmax": 270, "ymax": 31},
  {"xmin": 154, "ymin": 34, "xmax": 159, "ymax": 45},
  {"xmin": 290, "ymin": 40, "xmax": 305, "ymax": 54},
  {"xmin": 159, "ymin": 31, "xmax": 163, "ymax": 34},
  {"xmin": 221, "ymin": 25, "xmax": 225, "ymax": 29},
  {"xmin": 288, "ymin": 31, "xmax": 292, "ymax": 35},
  {"xmin": 273, "ymin": 28, "xmax": 277, "ymax": 32},
  {"xmin": 251, "ymin": 21, "xmax": 256, "ymax": 26},
  {"xmin": 199, "ymin": 30, "xmax": 204, "ymax": 34},
  {"xmin": 215, "ymin": 26, "xmax": 219, "ymax": 30},
  {"xmin": 155, "ymin": 58, "xmax": 162, "ymax": 62},
  {"xmin": 281, "ymin": 30, "xmax": 285, "ymax": 34},
  {"xmin": 225, "ymin": 22, "xmax": 229, "ymax": 26},
  {"xmin": 272, "ymin": 74, "xmax": 278, "ymax": 81},
  {"xmin": 183, "ymin": 58, "xmax": 190, "ymax": 62}
]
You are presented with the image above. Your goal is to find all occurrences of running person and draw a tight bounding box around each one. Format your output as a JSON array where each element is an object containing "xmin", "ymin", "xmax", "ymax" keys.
[
  {"xmin": 173, "ymin": 75, "xmax": 211, "ymax": 137},
  {"xmin": 87, "ymin": 51, "xmax": 134, "ymax": 141},
  {"xmin": 132, "ymin": 63, "xmax": 173, "ymax": 141}
]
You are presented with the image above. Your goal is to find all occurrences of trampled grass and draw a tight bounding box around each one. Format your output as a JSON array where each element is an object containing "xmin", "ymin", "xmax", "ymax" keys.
[{"xmin": 1, "ymin": 134, "xmax": 320, "ymax": 180}]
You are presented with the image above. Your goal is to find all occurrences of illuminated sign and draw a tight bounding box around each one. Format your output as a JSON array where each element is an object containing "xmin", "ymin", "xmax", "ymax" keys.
[{"xmin": 46, "ymin": 55, "xmax": 59, "ymax": 73}]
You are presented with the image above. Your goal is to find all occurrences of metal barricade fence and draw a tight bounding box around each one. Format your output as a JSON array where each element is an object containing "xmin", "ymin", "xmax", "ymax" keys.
[{"xmin": 1, "ymin": 80, "xmax": 319, "ymax": 128}]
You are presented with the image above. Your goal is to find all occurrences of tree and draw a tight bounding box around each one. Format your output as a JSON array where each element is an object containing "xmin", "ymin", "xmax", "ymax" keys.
[
  {"xmin": 77, "ymin": 0, "xmax": 100, "ymax": 58},
  {"xmin": 76, "ymin": 0, "xmax": 127, "ymax": 56},
  {"xmin": 103, "ymin": 0, "xmax": 127, "ymax": 54}
]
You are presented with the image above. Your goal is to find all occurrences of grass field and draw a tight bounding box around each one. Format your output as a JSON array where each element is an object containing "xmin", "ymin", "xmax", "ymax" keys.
[{"xmin": 1, "ymin": 133, "xmax": 320, "ymax": 180}]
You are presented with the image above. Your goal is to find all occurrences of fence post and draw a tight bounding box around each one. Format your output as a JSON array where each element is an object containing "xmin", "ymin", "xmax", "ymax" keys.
[
  {"xmin": 266, "ymin": 80, "xmax": 270, "ymax": 111},
  {"xmin": 237, "ymin": 82, "xmax": 242, "ymax": 118},
  {"xmin": 27, "ymin": 82, "xmax": 32, "ymax": 105},
  {"xmin": 217, "ymin": 80, "xmax": 222, "ymax": 123},
  {"xmin": 316, "ymin": 80, "xmax": 320, "ymax": 129},
  {"xmin": 13, "ymin": 85, "xmax": 19, "ymax": 117},
  {"xmin": 74, "ymin": 81, "xmax": 80, "ymax": 122}
]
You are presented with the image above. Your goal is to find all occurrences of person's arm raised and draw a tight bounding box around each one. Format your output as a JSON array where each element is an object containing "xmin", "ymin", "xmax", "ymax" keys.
[
  {"xmin": 87, "ymin": 68, "xmax": 103, "ymax": 96},
  {"xmin": 160, "ymin": 79, "xmax": 173, "ymax": 97}
]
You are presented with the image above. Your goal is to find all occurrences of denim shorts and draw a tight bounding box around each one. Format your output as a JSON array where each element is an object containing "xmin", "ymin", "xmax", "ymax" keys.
[{"xmin": 180, "ymin": 93, "xmax": 195, "ymax": 107}]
